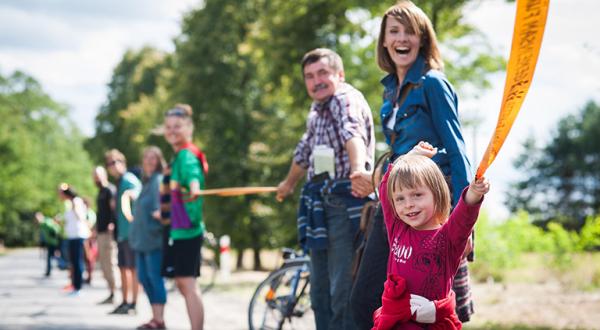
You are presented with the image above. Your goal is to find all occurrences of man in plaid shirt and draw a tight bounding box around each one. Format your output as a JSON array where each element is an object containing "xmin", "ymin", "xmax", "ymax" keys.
[{"xmin": 277, "ymin": 48, "xmax": 374, "ymax": 330}]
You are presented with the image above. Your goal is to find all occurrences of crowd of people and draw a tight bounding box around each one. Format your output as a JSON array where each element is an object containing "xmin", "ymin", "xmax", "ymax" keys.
[
  {"xmin": 37, "ymin": 1, "xmax": 492, "ymax": 329},
  {"xmin": 39, "ymin": 104, "xmax": 208, "ymax": 330}
]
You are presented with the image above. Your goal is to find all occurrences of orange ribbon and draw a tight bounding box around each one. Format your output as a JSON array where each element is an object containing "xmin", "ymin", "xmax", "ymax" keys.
[
  {"xmin": 476, "ymin": 0, "xmax": 550, "ymax": 179},
  {"xmin": 196, "ymin": 186, "xmax": 277, "ymax": 197}
]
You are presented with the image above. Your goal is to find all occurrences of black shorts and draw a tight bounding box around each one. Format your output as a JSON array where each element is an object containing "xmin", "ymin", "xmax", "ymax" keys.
[
  {"xmin": 162, "ymin": 235, "xmax": 203, "ymax": 278},
  {"xmin": 117, "ymin": 240, "xmax": 136, "ymax": 268}
]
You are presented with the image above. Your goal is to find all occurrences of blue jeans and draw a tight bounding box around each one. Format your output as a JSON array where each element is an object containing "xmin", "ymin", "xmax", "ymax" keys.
[
  {"xmin": 136, "ymin": 250, "xmax": 166, "ymax": 304},
  {"xmin": 59, "ymin": 239, "xmax": 69, "ymax": 268},
  {"xmin": 45, "ymin": 245, "xmax": 57, "ymax": 276},
  {"xmin": 67, "ymin": 238, "xmax": 84, "ymax": 290},
  {"xmin": 310, "ymin": 195, "xmax": 358, "ymax": 330}
]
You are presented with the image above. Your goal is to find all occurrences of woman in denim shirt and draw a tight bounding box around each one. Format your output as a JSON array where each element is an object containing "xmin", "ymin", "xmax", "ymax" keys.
[{"xmin": 350, "ymin": 1, "xmax": 474, "ymax": 328}]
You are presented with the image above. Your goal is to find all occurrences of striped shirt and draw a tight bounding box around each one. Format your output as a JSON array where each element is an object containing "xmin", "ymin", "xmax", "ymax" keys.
[{"xmin": 293, "ymin": 82, "xmax": 375, "ymax": 181}]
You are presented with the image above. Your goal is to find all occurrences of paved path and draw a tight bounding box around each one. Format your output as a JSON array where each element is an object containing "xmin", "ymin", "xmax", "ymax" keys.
[{"xmin": 0, "ymin": 248, "xmax": 268, "ymax": 330}]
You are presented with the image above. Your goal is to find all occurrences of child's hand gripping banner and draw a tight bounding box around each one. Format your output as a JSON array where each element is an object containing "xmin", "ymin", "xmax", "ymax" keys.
[{"xmin": 476, "ymin": 0, "xmax": 550, "ymax": 179}]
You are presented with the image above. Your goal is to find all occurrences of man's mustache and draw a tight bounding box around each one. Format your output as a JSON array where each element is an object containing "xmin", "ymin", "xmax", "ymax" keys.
[{"xmin": 312, "ymin": 83, "xmax": 328, "ymax": 93}]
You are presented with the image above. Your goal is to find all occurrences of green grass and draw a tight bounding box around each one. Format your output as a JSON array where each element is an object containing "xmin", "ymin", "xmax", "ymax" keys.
[
  {"xmin": 464, "ymin": 324, "xmax": 589, "ymax": 330},
  {"xmin": 465, "ymin": 324, "xmax": 551, "ymax": 330},
  {"xmin": 473, "ymin": 252, "xmax": 600, "ymax": 290}
]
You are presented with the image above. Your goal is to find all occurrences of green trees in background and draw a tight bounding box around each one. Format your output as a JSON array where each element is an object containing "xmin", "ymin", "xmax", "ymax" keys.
[
  {"xmin": 507, "ymin": 101, "xmax": 600, "ymax": 231},
  {"xmin": 83, "ymin": 0, "xmax": 504, "ymax": 269},
  {"xmin": 85, "ymin": 47, "xmax": 174, "ymax": 166},
  {"xmin": 0, "ymin": 72, "xmax": 94, "ymax": 246}
]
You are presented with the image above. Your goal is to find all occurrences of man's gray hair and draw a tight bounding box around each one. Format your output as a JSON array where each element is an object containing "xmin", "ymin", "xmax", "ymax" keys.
[{"xmin": 301, "ymin": 48, "xmax": 344, "ymax": 74}]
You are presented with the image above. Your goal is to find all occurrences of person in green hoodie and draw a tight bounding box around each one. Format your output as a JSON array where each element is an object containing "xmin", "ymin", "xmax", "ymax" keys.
[{"xmin": 36, "ymin": 212, "xmax": 60, "ymax": 277}]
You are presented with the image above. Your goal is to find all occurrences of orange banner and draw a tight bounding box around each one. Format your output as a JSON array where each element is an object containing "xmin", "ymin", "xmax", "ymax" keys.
[
  {"xmin": 476, "ymin": 0, "xmax": 550, "ymax": 179},
  {"xmin": 197, "ymin": 186, "xmax": 277, "ymax": 197}
]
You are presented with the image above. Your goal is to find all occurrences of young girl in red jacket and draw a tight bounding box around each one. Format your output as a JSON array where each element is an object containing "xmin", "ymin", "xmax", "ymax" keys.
[{"xmin": 373, "ymin": 142, "xmax": 490, "ymax": 329}]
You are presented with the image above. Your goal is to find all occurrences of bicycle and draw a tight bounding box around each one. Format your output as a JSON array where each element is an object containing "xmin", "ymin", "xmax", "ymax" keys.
[{"xmin": 248, "ymin": 248, "xmax": 313, "ymax": 330}]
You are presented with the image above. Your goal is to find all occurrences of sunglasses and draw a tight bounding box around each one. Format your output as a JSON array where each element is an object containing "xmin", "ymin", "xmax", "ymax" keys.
[
  {"xmin": 106, "ymin": 160, "xmax": 120, "ymax": 167},
  {"xmin": 165, "ymin": 107, "xmax": 189, "ymax": 117}
]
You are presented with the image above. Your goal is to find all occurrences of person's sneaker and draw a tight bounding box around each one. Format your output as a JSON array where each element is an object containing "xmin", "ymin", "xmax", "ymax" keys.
[
  {"xmin": 127, "ymin": 303, "xmax": 137, "ymax": 315},
  {"xmin": 66, "ymin": 290, "xmax": 81, "ymax": 297},
  {"xmin": 109, "ymin": 302, "xmax": 129, "ymax": 315},
  {"xmin": 97, "ymin": 294, "xmax": 114, "ymax": 305},
  {"xmin": 61, "ymin": 284, "xmax": 74, "ymax": 292}
]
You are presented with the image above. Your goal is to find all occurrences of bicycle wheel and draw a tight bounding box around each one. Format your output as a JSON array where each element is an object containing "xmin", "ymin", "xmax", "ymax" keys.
[
  {"xmin": 248, "ymin": 263, "xmax": 313, "ymax": 330},
  {"xmin": 199, "ymin": 257, "xmax": 218, "ymax": 292},
  {"xmin": 199, "ymin": 232, "xmax": 219, "ymax": 292}
]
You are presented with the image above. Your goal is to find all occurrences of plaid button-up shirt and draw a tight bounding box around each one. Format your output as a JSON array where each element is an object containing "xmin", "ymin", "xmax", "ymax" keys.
[{"xmin": 294, "ymin": 83, "xmax": 375, "ymax": 181}]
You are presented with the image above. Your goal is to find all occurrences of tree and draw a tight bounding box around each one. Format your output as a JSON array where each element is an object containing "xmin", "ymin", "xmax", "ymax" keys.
[
  {"xmin": 507, "ymin": 101, "xmax": 600, "ymax": 230},
  {"xmin": 0, "ymin": 71, "xmax": 94, "ymax": 246},
  {"xmin": 85, "ymin": 47, "xmax": 173, "ymax": 166}
]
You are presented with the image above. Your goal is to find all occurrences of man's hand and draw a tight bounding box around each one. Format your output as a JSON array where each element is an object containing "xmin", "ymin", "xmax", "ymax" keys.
[
  {"xmin": 465, "ymin": 176, "xmax": 490, "ymax": 205},
  {"xmin": 349, "ymin": 170, "xmax": 374, "ymax": 198},
  {"xmin": 276, "ymin": 180, "xmax": 294, "ymax": 202},
  {"xmin": 276, "ymin": 162, "xmax": 305, "ymax": 202},
  {"xmin": 410, "ymin": 294, "xmax": 436, "ymax": 323}
]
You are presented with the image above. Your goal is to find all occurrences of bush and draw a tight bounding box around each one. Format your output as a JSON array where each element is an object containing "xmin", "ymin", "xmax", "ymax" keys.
[
  {"xmin": 471, "ymin": 211, "xmax": 589, "ymax": 282},
  {"xmin": 0, "ymin": 212, "xmax": 36, "ymax": 247},
  {"xmin": 497, "ymin": 211, "xmax": 554, "ymax": 253},
  {"xmin": 471, "ymin": 212, "xmax": 517, "ymax": 282},
  {"xmin": 577, "ymin": 216, "xmax": 600, "ymax": 251}
]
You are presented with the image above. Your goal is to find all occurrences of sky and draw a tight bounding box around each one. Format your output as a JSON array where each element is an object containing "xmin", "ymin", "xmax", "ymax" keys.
[{"xmin": 1, "ymin": 0, "xmax": 598, "ymax": 219}]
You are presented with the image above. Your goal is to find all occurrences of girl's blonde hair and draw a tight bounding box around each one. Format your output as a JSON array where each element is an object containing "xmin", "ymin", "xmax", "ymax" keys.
[
  {"xmin": 386, "ymin": 154, "xmax": 451, "ymax": 223},
  {"xmin": 376, "ymin": 0, "xmax": 444, "ymax": 74}
]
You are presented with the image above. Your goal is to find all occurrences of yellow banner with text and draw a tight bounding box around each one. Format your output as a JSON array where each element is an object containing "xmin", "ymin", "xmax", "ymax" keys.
[{"xmin": 476, "ymin": 0, "xmax": 550, "ymax": 179}]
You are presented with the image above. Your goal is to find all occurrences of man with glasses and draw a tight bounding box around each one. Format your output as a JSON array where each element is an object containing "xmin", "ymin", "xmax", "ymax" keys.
[{"xmin": 105, "ymin": 149, "xmax": 142, "ymax": 315}]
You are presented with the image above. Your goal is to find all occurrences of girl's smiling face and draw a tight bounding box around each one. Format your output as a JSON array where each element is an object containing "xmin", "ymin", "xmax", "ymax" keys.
[
  {"xmin": 164, "ymin": 115, "xmax": 192, "ymax": 149},
  {"xmin": 383, "ymin": 17, "xmax": 421, "ymax": 73},
  {"xmin": 392, "ymin": 184, "xmax": 441, "ymax": 230}
]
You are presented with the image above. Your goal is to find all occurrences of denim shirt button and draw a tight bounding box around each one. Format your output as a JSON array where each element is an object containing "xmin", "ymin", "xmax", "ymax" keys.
[{"xmin": 403, "ymin": 113, "xmax": 407, "ymax": 117}]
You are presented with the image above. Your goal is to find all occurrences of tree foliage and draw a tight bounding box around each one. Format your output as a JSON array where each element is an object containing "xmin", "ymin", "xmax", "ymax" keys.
[
  {"xmin": 507, "ymin": 101, "xmax": 600, "ymax": 230},
  {"xmin": 0, "ymin": 71, "xmax": 94, "ymax": 246},
  {"xmin": 85, "ymin": 47, "xmax": 174, "ymax": 166}
]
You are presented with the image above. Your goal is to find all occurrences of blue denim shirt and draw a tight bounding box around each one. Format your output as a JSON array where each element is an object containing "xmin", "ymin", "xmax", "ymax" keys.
[{"xmin": 380, "ymin": 55, "xmax": 472, "ymax": 205}]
